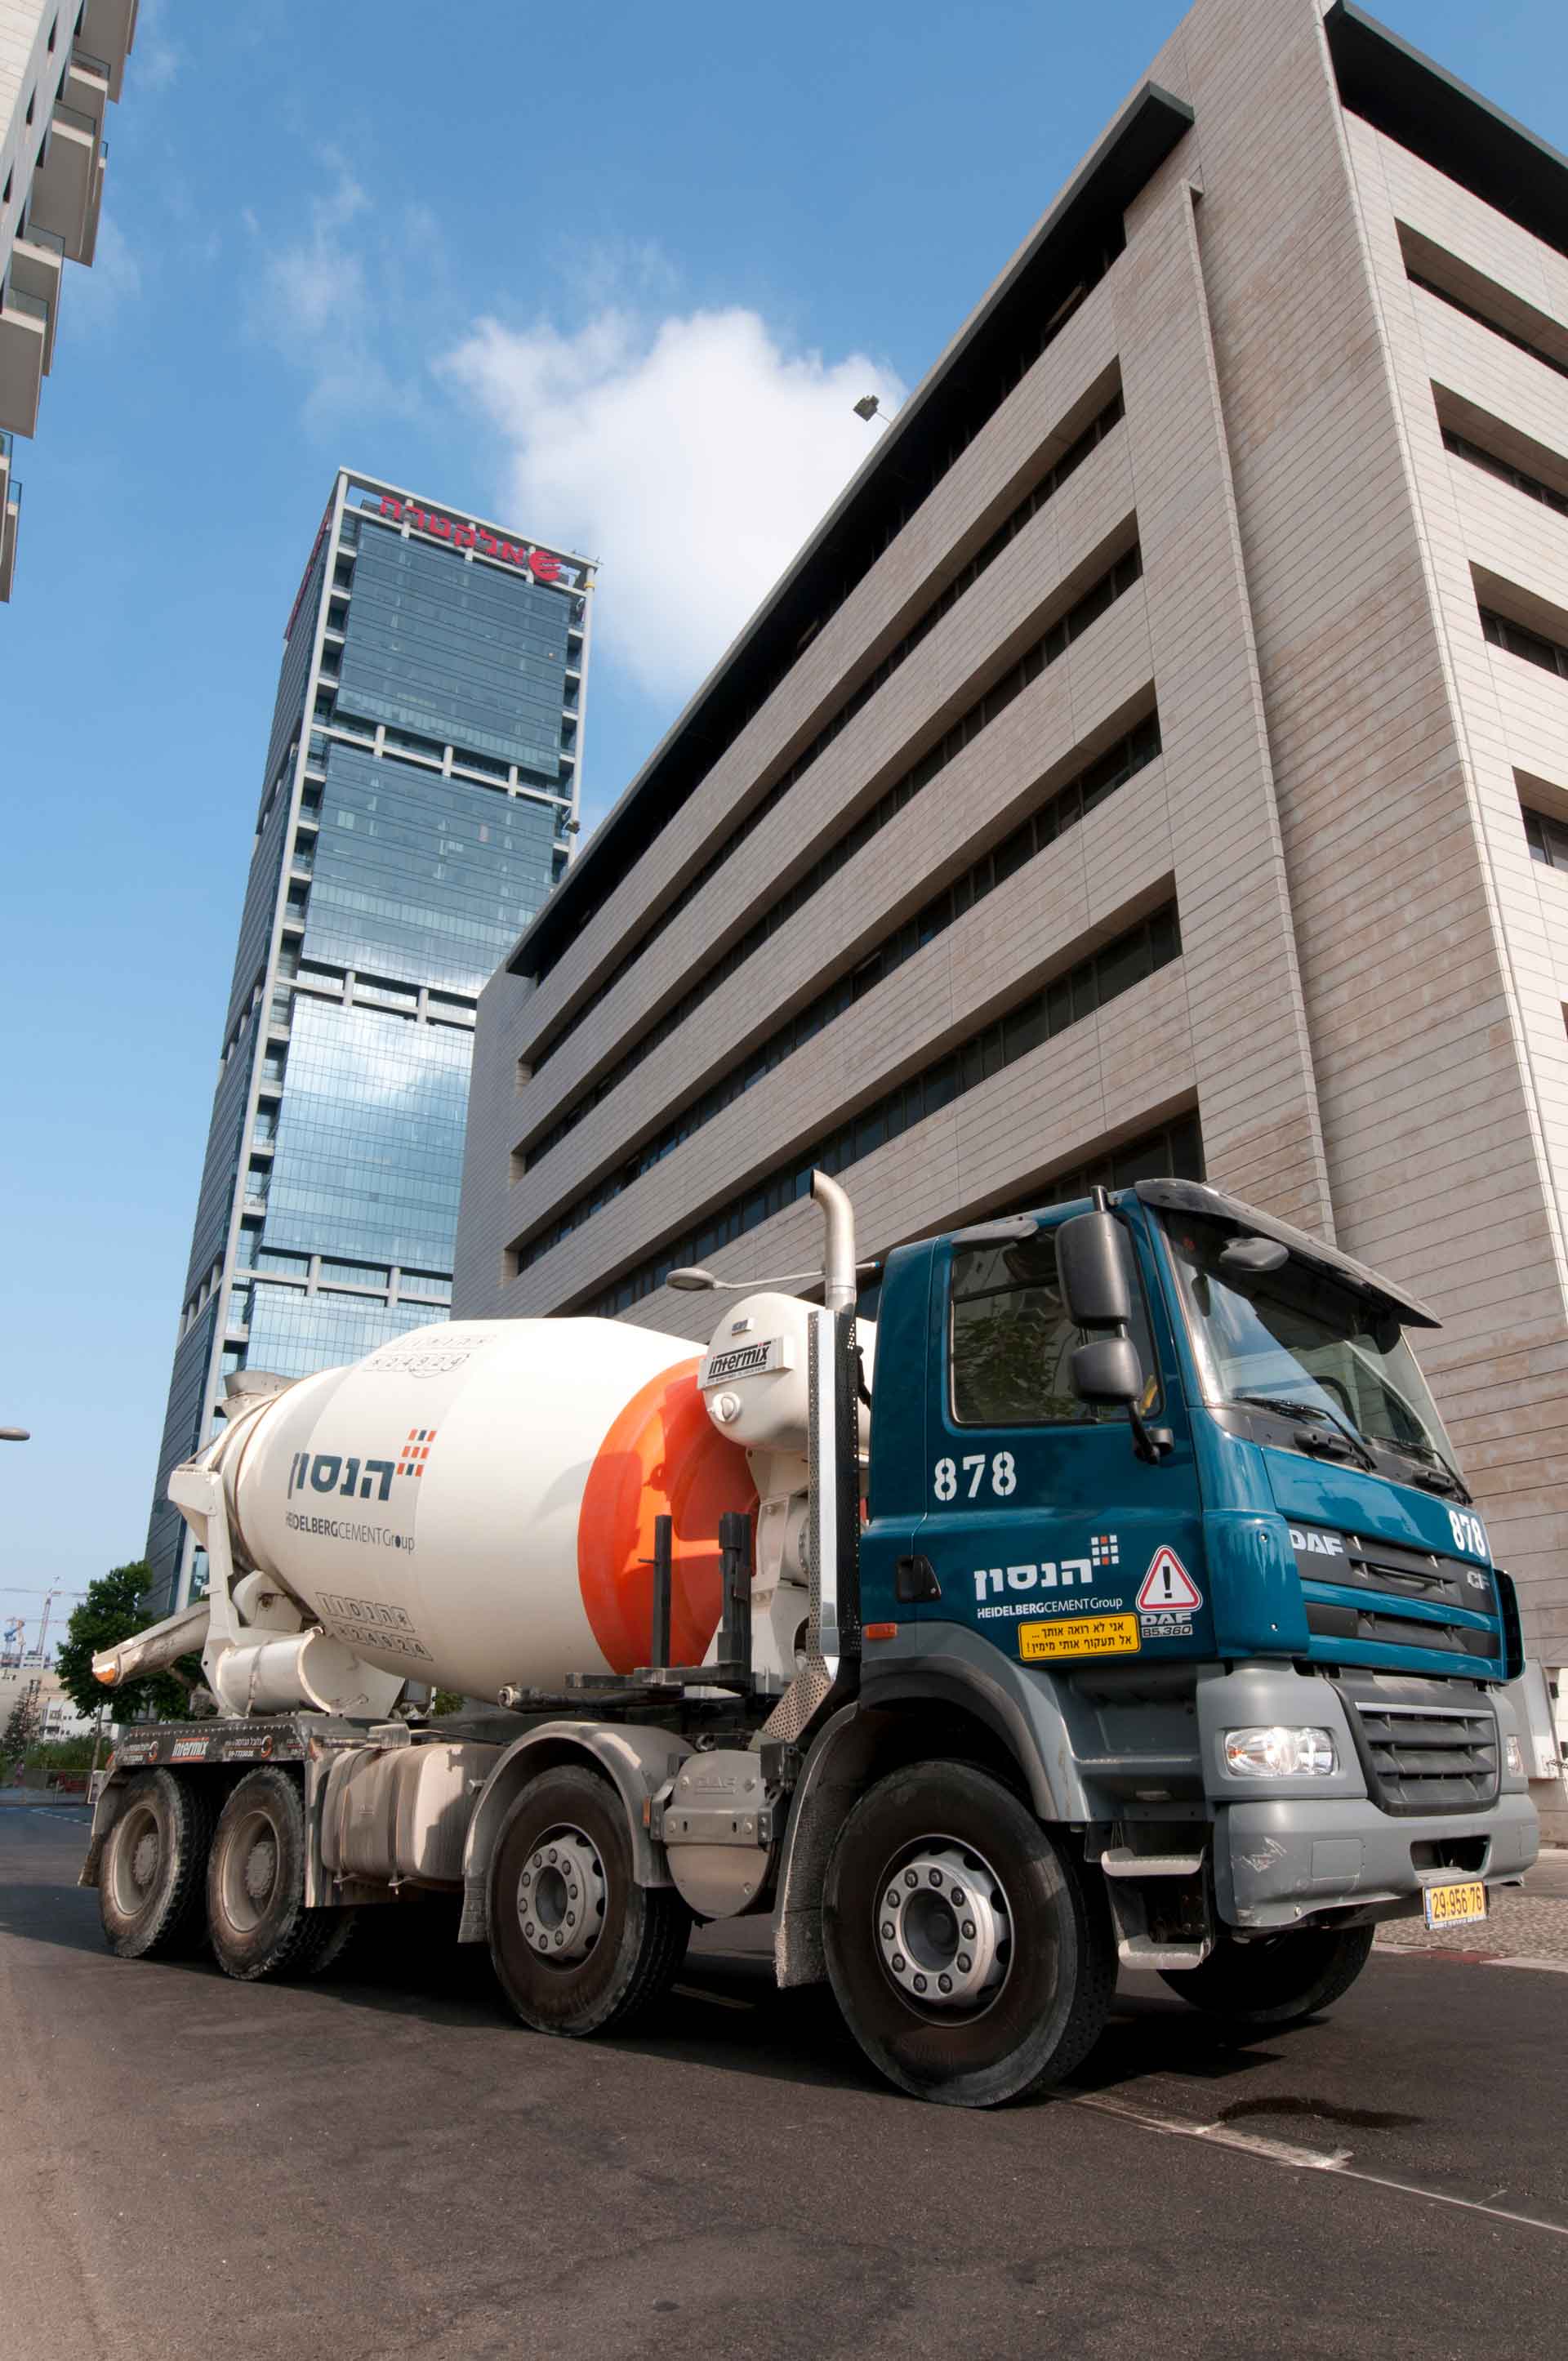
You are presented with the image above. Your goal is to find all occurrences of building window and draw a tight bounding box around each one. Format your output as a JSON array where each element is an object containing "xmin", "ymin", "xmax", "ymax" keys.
[
  {"xmin": 1443, "ymin": 428, "xmax": 1568, "ymax": 521},
  {"xmin": 1525, "ymin": 807, "xmax": 1568, "ymax": 870},
  {"xmin": 519, "ymin": 711, "xmax": 1165, "ymax": 1214},
  {"xmin": 1407, "ymin": 263, "xmax": 1568, "ymax": 385},
  {"xmin": 526, "ymin": 537, "xmax": 1146, "ymax": 1126},
  {"xmin": 1481, "ymin": 608, "xmax": 1568, "ymax": 683},
  {"xmin": 523, "ymin": 902, "xmax": 1183, "ymax": 1303}
]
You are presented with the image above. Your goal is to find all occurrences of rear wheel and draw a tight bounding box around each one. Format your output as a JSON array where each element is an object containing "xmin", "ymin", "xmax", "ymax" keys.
[
  {"xmin": 823, "ymin": 1761, "xmax": 1115, "ymax": 2107},
  {"xmin": 207, "ymin": 1767, "xmax": 344, "ymax": 1981},
  {"xmin": 100, "ymin": 1770, "xmax": 213, "ymax": 1959},
  {"xmin": 488, "ymin": 1765, "xmax": 690, "ymax": 2037},
  {"xmin": 1159, "ymin": 1924, "xmax": 1374, "ymax": 2029}
]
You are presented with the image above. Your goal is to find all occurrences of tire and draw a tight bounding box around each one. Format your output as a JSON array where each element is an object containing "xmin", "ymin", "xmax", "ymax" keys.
[
  {"xmin": 100, "ymin": 1770, "xmax": 214, "ymax": 1960},
  {"xmin": 822, "ymin": 1761, "xmax": 1116, "ymax": 2108},
  {"xmin": 488, "ymin": 1765, "xmax": 690, "ymax": 2038},
  {"xmin": 206, "ymin": 1767, "xmax": 337, "ymax": 1983},
  {"xmin": 1158, "ymin": 1924, "xmax": 1374, "ymax": 2030}
]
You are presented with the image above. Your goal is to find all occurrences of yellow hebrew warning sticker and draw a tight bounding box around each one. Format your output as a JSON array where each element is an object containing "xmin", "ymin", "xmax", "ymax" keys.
[{"xmin": 1018, "ymin": 1613, "xmax": 1140, "ymax": 1661}]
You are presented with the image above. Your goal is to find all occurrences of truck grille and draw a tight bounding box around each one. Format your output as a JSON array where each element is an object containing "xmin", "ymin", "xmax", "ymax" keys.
[
  {"xmin": 1290, "ymin": 1526, "xmax": 1501, "ymax": 1671},
  {"xmin": 1350, "ymin": 1698, "xmax": 1499, "ymax": 1817}
]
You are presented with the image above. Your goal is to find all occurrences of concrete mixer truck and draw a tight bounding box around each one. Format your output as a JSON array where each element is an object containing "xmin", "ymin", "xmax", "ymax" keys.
[{"xmin": 82, "ymin": 1172, "xmax": 1538, "ymax": 2106}]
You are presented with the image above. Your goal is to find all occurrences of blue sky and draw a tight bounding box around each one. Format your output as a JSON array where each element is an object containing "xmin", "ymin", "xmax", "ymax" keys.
[{"xmin": 2, "ymin": 0, "xmax": 1564, "ymax": 1631}]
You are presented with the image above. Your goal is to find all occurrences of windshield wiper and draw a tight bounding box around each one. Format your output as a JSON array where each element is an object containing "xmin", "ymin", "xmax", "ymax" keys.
[
  {"xmin": 1231, "ymin": 1392, "xmax": 1378, "ymax": 1473},
  {"xmin": 1365, "ymin": 1432, "xmax": 1474, "ymax": 1504}
]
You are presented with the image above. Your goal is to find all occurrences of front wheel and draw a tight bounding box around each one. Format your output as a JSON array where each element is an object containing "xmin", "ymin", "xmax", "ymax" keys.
[
  {"xmin": 488, "ymin": 1765, "xmax": 690, "ymax": 2037},
  {"xmin": 1159, "ymin": 1924, "xmax": 1374, "ymax": 2030},
  {"xmin": 823, "ymin": 1762, "xmax": 1115, "ymax": 2107}
]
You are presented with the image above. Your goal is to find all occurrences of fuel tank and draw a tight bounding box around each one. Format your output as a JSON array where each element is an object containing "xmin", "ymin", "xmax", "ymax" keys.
[{"xmin": 216, "ymin": 1321, "xmax": 756, "ymax": 1702}]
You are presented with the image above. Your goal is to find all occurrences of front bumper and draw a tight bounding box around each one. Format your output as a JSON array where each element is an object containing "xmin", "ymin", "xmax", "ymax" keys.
[
  {"xmin": 1216, "ymin": 1789, "xmax": 1539, "ymax": 1929},
  {"xmin": 1200, "ymin": 1662, "xmax": 1539, "ymax": 1930}
]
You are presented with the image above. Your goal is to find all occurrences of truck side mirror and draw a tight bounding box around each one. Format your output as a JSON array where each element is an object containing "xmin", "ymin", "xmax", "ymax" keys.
[
  {"xmin": 1070, "ymin": 1335, "xmax": 1143, "ymax": 1406},
  {"xmin": 1057, "ymin": 1211, "xmax": 1132, "ymax": 1329}
]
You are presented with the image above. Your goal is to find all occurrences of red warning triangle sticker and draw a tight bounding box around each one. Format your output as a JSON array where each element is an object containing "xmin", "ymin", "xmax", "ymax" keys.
[{"xmin": 1136, "ymin": 1548, "xmax": 1203, "ymax": 1612}]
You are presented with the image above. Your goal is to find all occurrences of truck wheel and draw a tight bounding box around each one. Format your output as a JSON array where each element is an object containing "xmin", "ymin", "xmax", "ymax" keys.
[
  {"xmin": 823, "ymin": 1761, "xmax": 1115, "ymax": 2107},
  {"xmin": 207, "ymin": 1767, "xmax": 333, "ymax": 1982},
  {"xmin": 100, "ymin": 1770, "xmax": 214, "ymax": 1959},
  {"xmin": 1158, "ymin": 1924, "xmax": 1374, "ymax": 2030},
  {"xmin": 488, "ymin": 1765, "xmax": 690, "ymax": 2038}
]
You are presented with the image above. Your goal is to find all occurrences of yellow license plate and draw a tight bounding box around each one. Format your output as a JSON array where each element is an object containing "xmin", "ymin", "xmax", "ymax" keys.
[
  {"xmin": 1019, "ymin": 1613, "xmax": 1140, "ymax": 1662},
  {"xmin": 1423, "ymin": 1879, "xmax": 1487, "ymax": 1929}
]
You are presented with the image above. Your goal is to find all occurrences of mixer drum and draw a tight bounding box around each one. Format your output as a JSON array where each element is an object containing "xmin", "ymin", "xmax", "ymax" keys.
[{"xmin": 225, "ymin": 1321, "xmax": 756, "ymax": 1700}]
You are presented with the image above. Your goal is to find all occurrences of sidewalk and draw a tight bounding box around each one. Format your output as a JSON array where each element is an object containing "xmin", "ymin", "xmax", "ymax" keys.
[{"xmin": 1374, "ymin": 1846, "xmax": 1568, "ymax": 1964}]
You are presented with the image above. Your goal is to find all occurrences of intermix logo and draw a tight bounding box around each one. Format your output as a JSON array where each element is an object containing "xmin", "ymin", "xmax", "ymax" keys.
[{"xmin": 374, "ymin": 497, "xmax": 566, "ymax": 581}]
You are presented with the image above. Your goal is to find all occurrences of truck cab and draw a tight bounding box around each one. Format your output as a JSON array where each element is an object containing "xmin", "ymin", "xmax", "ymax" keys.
[{"xmin": 853, "ymin": 1178, "xmax": 1536, "ymax": 1962}]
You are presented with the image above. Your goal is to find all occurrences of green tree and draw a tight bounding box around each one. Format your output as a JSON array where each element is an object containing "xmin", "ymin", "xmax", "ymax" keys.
[
  {"xmin": 2, "ymin": 1685, "xmax": 42, "ymax": 1767},
  {"xmin": 54, "ymin": 1563, "xmax": 198, "ymax": 1727}
]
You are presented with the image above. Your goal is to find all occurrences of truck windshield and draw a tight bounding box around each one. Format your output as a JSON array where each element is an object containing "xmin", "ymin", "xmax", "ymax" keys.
[{"xmin": 1161, "ymin": 1211, "xmax": 1458, "ymax": 1477}]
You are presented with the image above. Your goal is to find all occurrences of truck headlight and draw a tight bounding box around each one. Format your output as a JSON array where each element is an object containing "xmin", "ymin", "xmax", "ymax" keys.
[
  {"xmin": 1224, "ymin": 1725, "xmax": 1338, "ymax": 1777},
  {"xmin": 1504, "ymin": 1734, "xmax": 1524, "ymax": 1778}
]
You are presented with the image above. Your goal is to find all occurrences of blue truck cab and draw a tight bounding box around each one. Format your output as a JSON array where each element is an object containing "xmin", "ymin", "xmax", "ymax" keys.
[{"xmin": 848, "ymin": 1177, "xmax": 1537, "ymax": 2038}]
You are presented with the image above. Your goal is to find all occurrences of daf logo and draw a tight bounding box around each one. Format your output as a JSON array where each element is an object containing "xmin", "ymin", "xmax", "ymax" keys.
[{"xmin": 1288, "ymin": 1526, "xmax": 1343, "ymax": 1556}]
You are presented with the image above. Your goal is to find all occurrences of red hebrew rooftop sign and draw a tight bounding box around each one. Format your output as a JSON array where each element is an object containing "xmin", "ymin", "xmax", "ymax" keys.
[{"xmin": 375, "ymin": 496, "xmax": 564, "ymax": 581}]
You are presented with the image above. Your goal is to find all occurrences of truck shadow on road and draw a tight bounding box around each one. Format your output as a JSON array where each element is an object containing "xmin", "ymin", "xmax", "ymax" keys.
[{"xmin": 0, "ymin": 1875, "xmax": 1343, "ymax": 2108}]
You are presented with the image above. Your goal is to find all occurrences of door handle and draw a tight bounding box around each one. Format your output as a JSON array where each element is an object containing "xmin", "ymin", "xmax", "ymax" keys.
[{"xmin": 894, "ymin": 1555, "xmax": 942, "ymax": 1604}]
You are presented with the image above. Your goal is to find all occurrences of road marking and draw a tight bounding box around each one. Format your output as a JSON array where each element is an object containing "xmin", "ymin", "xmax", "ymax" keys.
[{"xmin": 1063, "ymin": 2091, "xmax": 1568, "ymax": 2240}]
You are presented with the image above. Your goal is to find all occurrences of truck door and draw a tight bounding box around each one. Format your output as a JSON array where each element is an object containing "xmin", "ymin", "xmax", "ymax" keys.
[{"xmin": 919, "ymin": 1214, "xmax": 1208, "ymax": 1665}]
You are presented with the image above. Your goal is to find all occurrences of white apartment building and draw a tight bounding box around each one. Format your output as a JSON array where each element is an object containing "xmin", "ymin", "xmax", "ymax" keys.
[{"xmin": 0, "ymin": 0, "xmax": 136, "ymax": 599}]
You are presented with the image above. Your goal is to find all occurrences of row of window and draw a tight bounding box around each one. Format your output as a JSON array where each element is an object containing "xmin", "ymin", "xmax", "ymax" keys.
[
  {"xmin": 519, "ymin": 544, "xmax": 1147, "ymax": 1169},
  {"xmin": 519, "ymin": 901, "xmax": 1181, "ymax": 1300},
  {"xmin": 517, "ymin": 711, "xmax": 1164, "ymax": 1261},
  {"xmin": 1443, "ymin": 426, "xmax": 1568, "ymax": 522},
  {"xmin": 532, "ymin": 391, "xmax": 1128, "ymax": 1075},
  {"xmin": 1410, "ymin": 268, "xmax": 1568, "ymax": 386},
  {"xmin": 1481, "ymin": 606, "xmax": 1568, "ymax": 683}
]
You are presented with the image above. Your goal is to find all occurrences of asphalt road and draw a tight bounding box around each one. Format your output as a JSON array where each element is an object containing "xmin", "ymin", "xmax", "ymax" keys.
[{"xmin": 4, "ymin": 1807, "xmax": 1566, "ymax": 2361}]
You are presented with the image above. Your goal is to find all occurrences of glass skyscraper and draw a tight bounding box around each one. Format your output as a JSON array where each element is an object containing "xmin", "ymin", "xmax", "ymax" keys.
[{"xmin": 144, "ymin": 470, "xmax": 594, "ymax": 1613}]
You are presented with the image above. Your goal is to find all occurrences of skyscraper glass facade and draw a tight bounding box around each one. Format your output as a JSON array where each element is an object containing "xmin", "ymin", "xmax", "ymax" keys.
[{"xmin": 144, "ymin": 472, "xmax": 594, "ymax": 1612}]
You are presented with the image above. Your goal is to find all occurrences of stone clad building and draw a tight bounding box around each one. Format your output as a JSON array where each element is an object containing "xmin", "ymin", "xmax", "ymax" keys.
[{"xmin": 455, "ymin": 0, "xmax": 1568, "ymax": 1729}]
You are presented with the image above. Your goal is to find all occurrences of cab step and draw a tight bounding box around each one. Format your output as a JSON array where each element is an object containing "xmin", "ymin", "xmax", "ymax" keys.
[
  {"xmin": 1101, "ymin": 1847, "xmax": 1205, "ymax": 1879},
  {"xmin": 1116, "ymin": 1933, "xmax": 1213, "ymax": 1970}
]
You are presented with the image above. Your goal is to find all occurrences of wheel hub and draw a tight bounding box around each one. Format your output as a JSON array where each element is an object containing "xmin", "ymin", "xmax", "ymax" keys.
[
  {"xmin": 244, "ymin": 1838, "xmax": 278, "ymax": 1904},
  {"xmin": 516, "ymin": 1827, "xmax": 605, "ymax": 1964},
  {"xmin": 130, "ymin": 1828, "xmax": 159, "ymax": 1891},
  {"xmin": 875, "ymin": 1842, "xmax": 1010, "ymax": 2010}
]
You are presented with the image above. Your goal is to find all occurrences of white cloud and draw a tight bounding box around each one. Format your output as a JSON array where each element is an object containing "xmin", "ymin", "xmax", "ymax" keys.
[
  {"xmin": 441, "ymin": 306, "xmax": 905, "ymax": 702},
  {"xmin": 248, "ymin": 154, "xmax": 435, "ymax": 430}
]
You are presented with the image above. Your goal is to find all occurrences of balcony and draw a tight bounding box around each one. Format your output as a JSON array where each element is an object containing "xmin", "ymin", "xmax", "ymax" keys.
[
  {"xmin": 7, "ymin": 222, "xmax": 62, "ymax": 367},
  {"xmin": 79, "ymin": 0, "xmax": 139, "ymax": 103},
  {"xmin": 27, "ymin": 103, "xmax": 106, "ymax": 266},
  {"xmin": 65, "ymin": 47, "xmax": 112, "ymax": 126},
  {"xmin": 0, "ymin": 435, "xmax": 20, "ymax": 604},
  {"xmin": 0, "ymin": 283, "xmax": 49, "ymax": 439}
]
